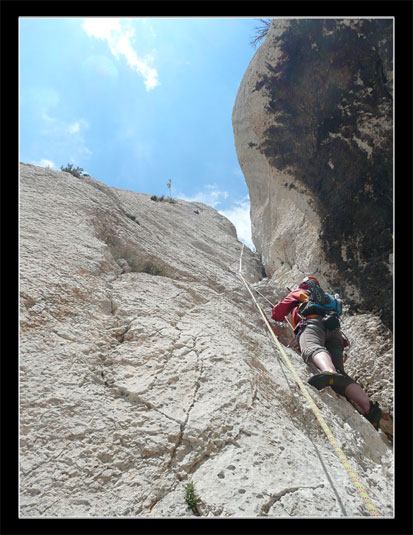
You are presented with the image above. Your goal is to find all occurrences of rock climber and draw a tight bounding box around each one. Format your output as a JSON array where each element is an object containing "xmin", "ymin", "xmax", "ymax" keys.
[{"xmin": 271, "ymin": 276, "xmax": 382, "ymax": 430}]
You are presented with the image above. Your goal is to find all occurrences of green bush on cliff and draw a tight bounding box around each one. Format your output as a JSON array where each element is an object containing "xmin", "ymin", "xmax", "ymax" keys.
[{"xmin": 60, "ymin": 163, "xmax": 85, "ymax": 178}]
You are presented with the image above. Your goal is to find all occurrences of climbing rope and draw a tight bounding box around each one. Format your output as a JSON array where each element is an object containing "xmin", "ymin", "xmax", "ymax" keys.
[{"xmin": 236, "ymin": 245, "xmax": 381, "ymax": 517}]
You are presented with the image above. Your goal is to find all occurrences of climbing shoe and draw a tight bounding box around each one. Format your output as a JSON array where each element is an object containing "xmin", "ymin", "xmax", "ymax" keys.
[
  {"xmin": 363, "ymin": 401, "xmax": 382, "ymax": 431},
  {"xmin": 308, "ymin": 371, "xmax": 355, "ymax": 396}
]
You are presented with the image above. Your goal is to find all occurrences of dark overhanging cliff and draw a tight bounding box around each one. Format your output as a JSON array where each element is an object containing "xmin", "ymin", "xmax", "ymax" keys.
[{"xmin": 249, "ymin": 19, "xmax": 393, "ymax": 329}]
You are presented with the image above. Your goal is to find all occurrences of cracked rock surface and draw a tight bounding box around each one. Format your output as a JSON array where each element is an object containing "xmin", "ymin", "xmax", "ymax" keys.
[{"xmin": 20, "ymin": 163, "xmax": 392, "ymax": 517}]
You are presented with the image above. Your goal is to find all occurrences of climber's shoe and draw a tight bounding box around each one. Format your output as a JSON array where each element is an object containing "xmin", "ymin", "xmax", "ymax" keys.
[
  {"xmin": 308, "ymin": 371, "xmax": 341, "ymax": 390},
  {"xmin": 363, "ymin": 401, "xmax": 382, "ymax": 431},
  {"xmin": 308, "ymin": 371, "xmax": 355, "ymax": 396}
]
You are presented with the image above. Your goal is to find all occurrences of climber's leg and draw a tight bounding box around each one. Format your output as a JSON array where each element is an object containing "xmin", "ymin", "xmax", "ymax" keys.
[
  {"xmin": 312, "ymin": 351, "xmax": 336, "ymax": 373},
  {"xmin": 344, "ymin": 383, "xmax": 370, "ymax": 412},
  {"xmin": 300, "ymin": 321, "xmax": 382, "ymax": 429},
  {"xmin": 301, "ymin": 324, "xmax": 350, "ymax": 391},
  {"xmin": 299, "ymin": 320, "xmax": 333, "ymax": 369},
  {"xmin": 326, "ymin": 330, "xmax": 346, "ymax": 374},
  {"xmin": 300, "ymin": 322, "xmax": 340, "ymax": 388},
  {"xmin": 326, "ymin": 331, "xmax": 372, "ymax": 413},
  {"xmin": 343, "ymin": 381, "xmax": 382, "ymax": 429}
]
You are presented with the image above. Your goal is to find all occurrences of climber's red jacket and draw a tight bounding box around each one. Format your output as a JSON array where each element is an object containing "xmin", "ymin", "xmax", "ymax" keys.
[
  {"xmin": 271, "ymin": 288, "xmax": 350, "ymax": 348},
  {"xmin": 271, "ymin": 288, "xmax": 309, "ymax": 331}
]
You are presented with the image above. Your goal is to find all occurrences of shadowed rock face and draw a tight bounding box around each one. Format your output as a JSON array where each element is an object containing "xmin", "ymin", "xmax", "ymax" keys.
[{"xmin": 233, "ymin": 19, "xmax": 393, "ymax": 330}]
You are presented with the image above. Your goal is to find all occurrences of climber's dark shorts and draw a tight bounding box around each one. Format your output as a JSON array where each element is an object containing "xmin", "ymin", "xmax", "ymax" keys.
[{"xmin": 298, "ymin": 318, "xmax": 345, "ymax": 373}]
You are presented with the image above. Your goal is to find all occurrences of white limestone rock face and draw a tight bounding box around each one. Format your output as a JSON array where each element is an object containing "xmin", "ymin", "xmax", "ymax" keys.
[
  {"xmin": 232, "ymin": 19, "xmax": 324, "ymax": 285},
  {"xmin": 19, "ymin": 163, "xmax": 392, "ymax": 518}
]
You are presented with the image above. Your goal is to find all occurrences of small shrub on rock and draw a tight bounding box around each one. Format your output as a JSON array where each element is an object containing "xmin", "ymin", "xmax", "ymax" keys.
[
  {"xmin": 150, "ymin": 194, "xmax": 176, "ymax": 204},
  {"xmin": 185, "ymin": 481, "xmax": 200, "ymax": 515},
  {"xmin": 60, "ymin": 163, "xmax": 85, "ymax": 178},
  {"xmin": 126, "ymin": 213, "xmax": 140, "ymax": 225}
]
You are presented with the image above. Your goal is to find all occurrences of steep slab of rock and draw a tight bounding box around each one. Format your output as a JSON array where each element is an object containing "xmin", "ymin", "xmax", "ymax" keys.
[{"xmin": 20, "ymin": 163, "xmax": 392, "ymax": 517}]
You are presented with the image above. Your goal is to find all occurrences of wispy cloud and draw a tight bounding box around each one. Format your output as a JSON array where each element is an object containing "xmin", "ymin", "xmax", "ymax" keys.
[
  {"xmin": 219, "ymin": 196, "xmax": 254, "ymax": 250},
  {"xmin": 82, "ymin": 18, "xmax": 159, "ymax": 90},
  {"xmin": 30, "ymin": 159, "xmax": 57, "ymax": 169},
  {"xmin": 66, "ymin": 119, "xmax": 89, "ymax": 135},
  {"xmin": 178, "ymin": 185, "xmax": 253, "ymax": 249},
  {"xmin": 178, "ymin": 184, "xmax": 229, "ymax": 208},
  {"xmin": 38, "ymin": 112, "xmax": 92, "ymax": 166},
  {"xmin": 68, "ymin": 122, "xmax": 80, "ymax": 134}
]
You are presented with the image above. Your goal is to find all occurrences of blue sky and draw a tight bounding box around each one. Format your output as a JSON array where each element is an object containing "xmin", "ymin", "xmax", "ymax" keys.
[{"xmin": 19, "ymin": 17, "xmax": 267, "ymax": 249}]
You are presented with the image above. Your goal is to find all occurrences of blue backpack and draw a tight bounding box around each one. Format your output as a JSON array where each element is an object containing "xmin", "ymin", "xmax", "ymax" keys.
[{"xmin": 297, "ymin": 280, "xmax": 342, "ymax": 329}]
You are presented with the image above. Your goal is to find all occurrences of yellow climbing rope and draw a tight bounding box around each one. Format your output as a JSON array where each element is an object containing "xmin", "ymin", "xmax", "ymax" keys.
[{"xmin": 237, "ymin": 245, "xmax": 381, "ymax": 517}]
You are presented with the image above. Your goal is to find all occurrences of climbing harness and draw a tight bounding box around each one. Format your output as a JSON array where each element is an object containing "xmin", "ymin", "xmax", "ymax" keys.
[{"xmin": 236, "ymin": 245, "xmax": 381, "ymax": 517}]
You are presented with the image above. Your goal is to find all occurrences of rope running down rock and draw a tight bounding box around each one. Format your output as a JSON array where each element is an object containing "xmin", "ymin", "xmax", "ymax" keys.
[{"xmin": 236, "ymin": 244, "xmax": 381, "ymax": 517}]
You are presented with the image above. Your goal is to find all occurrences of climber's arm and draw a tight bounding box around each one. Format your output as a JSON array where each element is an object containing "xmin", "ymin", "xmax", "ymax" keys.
[{"xmin": 271, "ymin": 291, "xmax": 301, "ymax": 322}]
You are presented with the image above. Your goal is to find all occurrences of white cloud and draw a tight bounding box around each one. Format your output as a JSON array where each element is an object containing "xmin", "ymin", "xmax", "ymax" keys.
[
  {"xmin": 31, "ymin": 159, "xmax": 57, "ymax": 169},
  {"xmin": 178, "ymin": 185, "xmax": 254, "ymax": 249},
  {"xmin": 178, "ymin": 184, "xmax": 229, "ymax": 208},
  {"xmin": 67, "ymin": 119, "xmax": 88, "ymax": 135},
  {"xmin": 83, "ymin": 17, "xmax": 121, "ymax": 39},
  {"xmin": 39, "ymin": 113, "xmax": 92, "ymax": 166},
  {"xmin": 219, "ymin": 196, "xmax": 254, "ymax": 250},
  {"xmin": 82, "ymin": 18, "xmax": 159, "ymax": 90},
  {"xmin": 41, "ymin": 112, "xmax": 57, "ymax": 123},
  {"xmin": 68, "ymin": 122, "xmax": 80, "ymax": 134}
]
